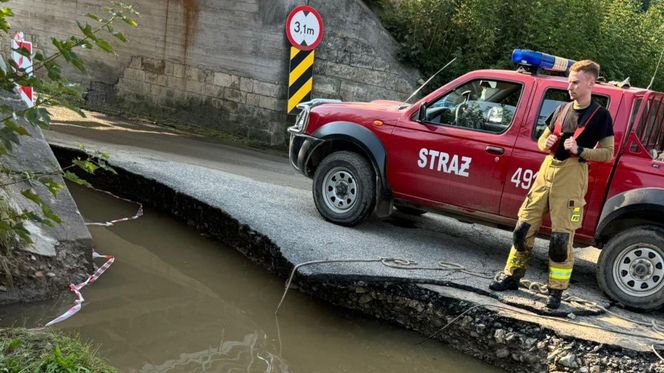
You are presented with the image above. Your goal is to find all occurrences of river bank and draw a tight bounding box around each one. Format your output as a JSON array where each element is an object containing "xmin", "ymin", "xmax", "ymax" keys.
[{"xmin": 45, "ymin": 136, "xmax": 664, "ymax": 372}]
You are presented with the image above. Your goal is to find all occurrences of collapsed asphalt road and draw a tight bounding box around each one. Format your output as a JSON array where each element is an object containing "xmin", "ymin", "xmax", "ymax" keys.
[{"xmin": 45, "ymin": 108, "xmax": 664, "ymax": 372}]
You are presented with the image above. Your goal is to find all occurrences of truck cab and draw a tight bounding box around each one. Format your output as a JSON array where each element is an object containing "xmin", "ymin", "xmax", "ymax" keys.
[{"xmin": 287, "ymin": 51, "xmax": 664, "ymax": 311}]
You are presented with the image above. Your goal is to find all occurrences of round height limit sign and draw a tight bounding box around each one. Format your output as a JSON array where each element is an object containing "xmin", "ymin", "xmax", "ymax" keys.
[
  {"xmin": 286, "ymin": 5, "xmax": 324, "ymax": 51},
  {"xmin": 286, "ymin": 5, "xmax": 323, "ymax": 113}
]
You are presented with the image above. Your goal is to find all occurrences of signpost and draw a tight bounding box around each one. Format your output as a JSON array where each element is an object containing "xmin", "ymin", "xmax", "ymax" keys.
[
  {"xmin": 286, "ymin": 6, "xmax": 324, "ymax": 113},
  {"xmin": 11, "ymin": 32, "xmax": 34, "ymax": 107}
]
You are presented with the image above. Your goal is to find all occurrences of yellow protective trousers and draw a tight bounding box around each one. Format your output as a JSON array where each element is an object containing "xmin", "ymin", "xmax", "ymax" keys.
[{"xmin": 503, "ymin": 155, "xmax": 588, "ymax": 290}]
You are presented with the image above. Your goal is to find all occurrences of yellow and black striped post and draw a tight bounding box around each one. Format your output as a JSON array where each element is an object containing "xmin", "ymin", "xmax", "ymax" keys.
[{"xmin": 288, "ymin": 46, "xmax": 314, "ymax": 113}]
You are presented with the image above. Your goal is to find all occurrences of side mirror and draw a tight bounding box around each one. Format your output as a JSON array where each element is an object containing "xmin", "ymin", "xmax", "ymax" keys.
[{"xmin": 417, "ymin": 103, "xmax": 428, "ymax": 122}]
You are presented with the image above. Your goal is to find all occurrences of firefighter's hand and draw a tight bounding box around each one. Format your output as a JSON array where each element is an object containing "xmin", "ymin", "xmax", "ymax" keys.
[
  {"xmin": 564, "ymin": 138, "xmax": 579, "ymax": 154},
  {"xmin": 545, "ymin": 135, "xmax": 559, "ymax": 149}
]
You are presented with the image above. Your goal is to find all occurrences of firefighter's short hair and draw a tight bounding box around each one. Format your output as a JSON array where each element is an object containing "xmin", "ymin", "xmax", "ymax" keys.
[{"xmin": 570, "ymin": 60, "xmax": 600, "ymax": 81}]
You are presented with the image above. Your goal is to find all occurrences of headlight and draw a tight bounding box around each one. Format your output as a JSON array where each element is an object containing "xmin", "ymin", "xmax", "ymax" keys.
[
  {"xmin": 293, "ymin": 105, "xmax": 310, "ymax": 132},
  {"xmin": 291, "ymin": 99, "xmax": 340, "ymax": 133}
]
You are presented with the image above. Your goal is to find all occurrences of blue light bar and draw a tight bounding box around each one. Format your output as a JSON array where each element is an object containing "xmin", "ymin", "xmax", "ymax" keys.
[{"xmin": 512, "ymin": 49, "xmax": 576, "ymax": 72}]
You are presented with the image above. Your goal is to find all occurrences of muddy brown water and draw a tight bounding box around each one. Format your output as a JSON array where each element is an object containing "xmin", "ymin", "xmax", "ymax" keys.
[{"xmin": 0, "ymin": 184, "xmax": 501, "ymax": 372}]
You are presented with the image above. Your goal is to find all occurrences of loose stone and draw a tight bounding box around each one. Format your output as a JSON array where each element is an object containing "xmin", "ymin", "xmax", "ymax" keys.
[
  {"xmin": 496, "ymin": 347, "xmax": 509, "ymax": 358},
  {"xmin": 558, "ymin": 352, "xmax": 578, "ymax": 369},
  {"xmin": 358, "ymin": 294, "xmax": 372, "ymax": 304},
  {"xmin": 494, "ymin": 329, "xmax": 506, "ymax": 344},
  {"xmin": 460, "ymin": 315, "xmax": 473, "ymax": 328},
  {"xmin": 548, "ymin": 348, "xmax": 564, "ymax": 362}
]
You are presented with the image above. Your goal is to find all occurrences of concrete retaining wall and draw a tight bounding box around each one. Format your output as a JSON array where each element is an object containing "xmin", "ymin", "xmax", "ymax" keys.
[{"xmin": 9, "ymin": 0, "xmax": 420, "ymax": 145}]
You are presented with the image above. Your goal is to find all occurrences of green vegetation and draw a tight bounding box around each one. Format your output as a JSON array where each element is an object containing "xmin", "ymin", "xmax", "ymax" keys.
[
  {"xmin": 0, "ymin": 196, "xmax": 18, "ymax": 252},
  {"xmin": 376, "ymin": 0, "xmax": 664, "ymax": 91},
  {"xmin": 0, "ymin": 3, "xmax": 138, "ymax": 370},
  {"xmin": 0, "ymin": 2, "xmax": 136, "ymax": 251},
  {"xmin": 0, "ymin": 328, "xmax": 116, "ymax": 373}
]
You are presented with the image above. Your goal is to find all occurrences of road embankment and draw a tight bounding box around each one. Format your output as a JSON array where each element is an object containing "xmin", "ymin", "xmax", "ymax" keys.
[{"xmin": 49, "ymin": 143, "xmax": 664, "ymax": 373}]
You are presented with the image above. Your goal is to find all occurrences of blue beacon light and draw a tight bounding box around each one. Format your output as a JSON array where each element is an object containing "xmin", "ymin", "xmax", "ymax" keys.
[{"xmin": 512, "ymin": 49, "xmax": 576, "ymax": 73}]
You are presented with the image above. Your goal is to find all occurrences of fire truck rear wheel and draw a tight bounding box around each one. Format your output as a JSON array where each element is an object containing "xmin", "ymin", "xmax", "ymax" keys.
[
  {"xmin": 597, "ymin": 226, "xmax": 664, "ymax": 311},
  {"xmin": 313, "ymin": 151, "xmax": 376, "ymax": 226}
]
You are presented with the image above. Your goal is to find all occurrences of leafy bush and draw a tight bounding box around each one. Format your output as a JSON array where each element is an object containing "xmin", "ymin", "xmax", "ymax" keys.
[
  {"xmin": 0, "ymin": 1, "xmax": 137, "ymax": 251},
  {"xmin": 379, "ymin": 0, "xmax": 664, "ymax": 91}
]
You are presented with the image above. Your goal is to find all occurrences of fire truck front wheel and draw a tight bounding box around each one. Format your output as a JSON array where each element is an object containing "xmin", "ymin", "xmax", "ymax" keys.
[
  {"xmin": 313, "ymin": 151, "xmax": 376, "ymax": 226},
  {"xmin": 597, "ymin": 226, "xmax": 664, "ymax": 311}
]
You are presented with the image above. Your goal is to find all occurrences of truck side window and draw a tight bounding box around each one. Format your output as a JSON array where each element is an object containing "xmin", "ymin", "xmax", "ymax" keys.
[
  {"xmin": 424, "ymin": 79, "xmax": 522, "ymax": 134},
  {"xmin": 532, "ymin": 89, "xmax": 609, "ymax": 139},
  {"xmin": 634, "ymin": 96, "xmax": 664, "ymax": 160}
]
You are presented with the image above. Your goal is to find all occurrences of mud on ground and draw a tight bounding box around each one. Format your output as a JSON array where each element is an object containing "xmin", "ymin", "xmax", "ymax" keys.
[{"xmin": 0, "ymin": 245, "xmax": 90, "ymax": 306}]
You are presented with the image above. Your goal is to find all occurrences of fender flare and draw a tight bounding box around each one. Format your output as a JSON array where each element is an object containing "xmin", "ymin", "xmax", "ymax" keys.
[
  {"xmin": 310, "ymin": 121, "xmax": 390, "ymax": 200},
  {"xmin": 595, "ymin": 188, "xmax": 664, "ymax": 245}
]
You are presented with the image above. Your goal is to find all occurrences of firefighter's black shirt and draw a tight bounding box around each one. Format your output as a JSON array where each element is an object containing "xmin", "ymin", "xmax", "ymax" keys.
[{"xmin": 545, "ymin": 102, "xmax": 614, "ymax": 161}]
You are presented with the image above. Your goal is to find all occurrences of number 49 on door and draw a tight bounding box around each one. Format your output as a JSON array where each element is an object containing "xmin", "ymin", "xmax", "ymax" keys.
[{"xmin": 511, "ymin": 168, "xmax": 538, "ymax": 190}]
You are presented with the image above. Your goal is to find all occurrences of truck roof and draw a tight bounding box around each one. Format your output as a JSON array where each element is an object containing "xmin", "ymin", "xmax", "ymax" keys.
[{"xmin": 472, "ymin": 69, "xmax": 652, "ymax": 95}]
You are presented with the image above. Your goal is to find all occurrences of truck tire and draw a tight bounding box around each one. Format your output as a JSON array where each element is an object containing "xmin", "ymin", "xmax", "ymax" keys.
[
  {"xmin": 597, "ymin": 226, "xmax": 664, "ymax": 311},
  {"xmin": 395, "ymin": 205, "xmax": 427, "ymax": 216},
  {"xmin": 312, "ymin": 151, "xmax": 376, "ymax": 226}
]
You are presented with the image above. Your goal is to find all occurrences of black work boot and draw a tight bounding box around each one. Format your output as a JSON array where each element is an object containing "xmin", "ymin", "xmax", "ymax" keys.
[
  {"xmin": 547, "ymin": 289, "xmax": 563, "ymax": 309},
  {"xmin": 489, "ymin": 274, "xmax": 520, "ymax": 291}
]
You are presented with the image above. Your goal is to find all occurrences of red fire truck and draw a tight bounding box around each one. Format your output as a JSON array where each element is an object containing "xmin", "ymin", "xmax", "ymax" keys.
[{"xmin": 287, "ymin": 50, "xmax": 664, "ymax": 311}]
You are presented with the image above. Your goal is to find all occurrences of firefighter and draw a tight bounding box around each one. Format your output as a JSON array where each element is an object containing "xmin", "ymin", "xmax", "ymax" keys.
[{"xmin": 490, "ymin": 60, "xmax": 615, "ymax": 309}]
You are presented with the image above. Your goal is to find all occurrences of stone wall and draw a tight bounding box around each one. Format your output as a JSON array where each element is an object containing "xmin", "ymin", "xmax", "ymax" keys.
[{"xmin": 8, "ymin": 0, "xmax": 421, "ymax": 146}]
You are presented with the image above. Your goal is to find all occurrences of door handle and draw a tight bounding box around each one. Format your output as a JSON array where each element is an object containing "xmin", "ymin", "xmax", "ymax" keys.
[{"xmin": 485, "ymin": 146, "xmax": 504, "ymax": 155}]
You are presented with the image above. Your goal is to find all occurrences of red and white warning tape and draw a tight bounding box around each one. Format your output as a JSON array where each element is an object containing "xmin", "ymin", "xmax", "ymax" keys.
[
  {"xmin": 44, "ymin": 252, "xmax": 115, "ymax": 327},
  {"xmin": 84, "ymin": 186, "xmax": 143, "ymax": 227},
  {"xmin": 43, "ymin": 186, "xmax": 141, "ymax": 327}
]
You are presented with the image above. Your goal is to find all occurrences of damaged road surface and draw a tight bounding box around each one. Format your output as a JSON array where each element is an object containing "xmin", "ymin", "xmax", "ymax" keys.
[{"xmin": 45, "ymin": 109, "xmax": 664, "ymax": 372}]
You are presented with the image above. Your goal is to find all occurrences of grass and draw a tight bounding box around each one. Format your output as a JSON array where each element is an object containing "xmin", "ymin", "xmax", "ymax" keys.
[{"xmin": 0, "ymin": 328, "xmax": 116, "ymax": 373}]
